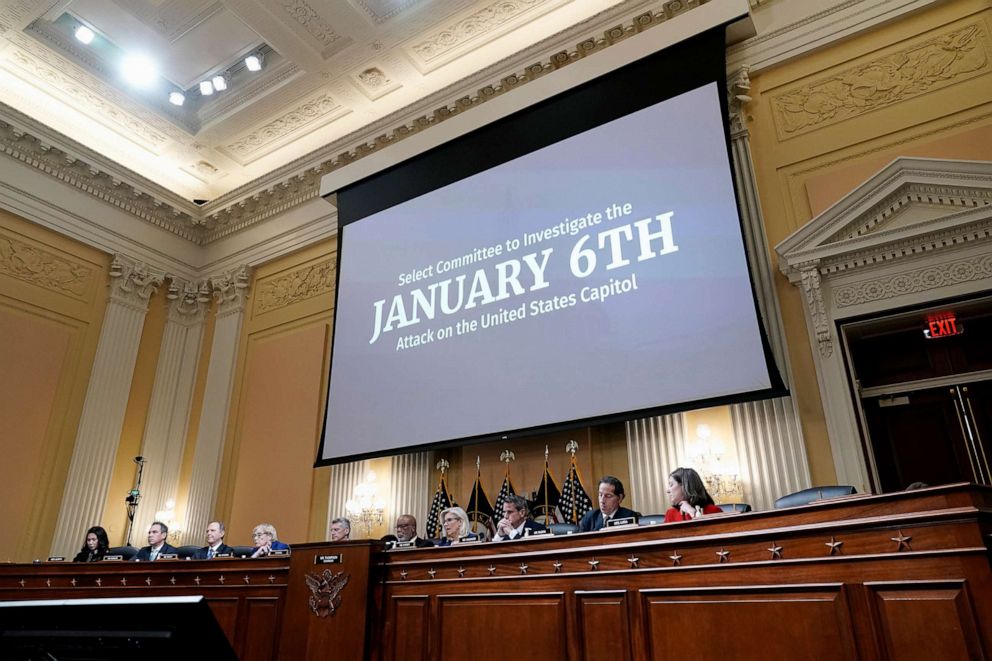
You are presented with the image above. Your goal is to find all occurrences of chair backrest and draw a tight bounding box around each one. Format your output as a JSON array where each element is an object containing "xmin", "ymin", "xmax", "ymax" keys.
[
  {"xmin": 718, "ymin": 503, "xmax": 752, "ymax": 513},
  {"xmin": 107, "ymin": 545, "xmax": 138, "ymax": 560},
  {"xmin": 637, "ymin": 514, "xmax": 666, "ymax": 525},
  {"xmin": 549, "ymin": 523, "xmax": 580, "ymax": 535},
  {"xmin": 774, "ymin": 486, "xmax": 856, "ymax": 509},
  {"xmin": 231, "ymin": 545, "xmax": 255, "ymax": 558},
  {"xmin": 176, "ymin": 545, "xmax": 200, "ymax": 559}
]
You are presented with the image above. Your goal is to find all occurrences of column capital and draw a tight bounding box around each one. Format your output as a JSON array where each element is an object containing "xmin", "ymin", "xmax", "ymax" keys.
[
  {"xmin": 210, "ymin": 266, "xmax": 251, "ymax": 317},
  {"xmin": 165, "ymin": 277, "xmax": 211, "ymax": 325},
  {"xmin": 109, "ymin": 254, "xmax": 164, "ymax": 310},
  {"xmin": 727, "ymin": 64, "xmax": 752, "ymax": 139}
]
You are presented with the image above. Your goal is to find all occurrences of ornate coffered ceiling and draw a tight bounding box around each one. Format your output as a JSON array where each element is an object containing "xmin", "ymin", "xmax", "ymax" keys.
[{"xmin": 0, "ymin": 0, "xmax": 932, "ymax": 255}]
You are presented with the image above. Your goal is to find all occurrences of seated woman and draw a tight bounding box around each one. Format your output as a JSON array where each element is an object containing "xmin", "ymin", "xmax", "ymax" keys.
[
  {"xmin": 249, "ymin": 523, "xmax": 291, "ymax": 557},
  {"xmin": 73, "ymin": 526, "xmax": 109, "ymax": 562},
  {"xmin": 436, "ymin": 506, "xmax": 479, "ymax": 546},
  {"xmin": 664, "ymin": 467, "xmax": 723, "ymax": 522}
]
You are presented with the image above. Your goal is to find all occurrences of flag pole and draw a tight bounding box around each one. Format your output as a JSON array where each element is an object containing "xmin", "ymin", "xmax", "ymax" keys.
[
  {"xmin": 566, "ymin": 440, "xmax": 579, "ymax": 524},
  {"xmin": 543, "ymin": 445, "xmax": 550, "ymax": 524}
]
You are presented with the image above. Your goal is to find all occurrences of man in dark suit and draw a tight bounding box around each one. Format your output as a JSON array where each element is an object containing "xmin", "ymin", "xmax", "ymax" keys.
[
  {"xmin": 132, "ymin": 521, "xmax": 178, "ymax": 561},
  {"xmin": 395, "ymin": 514, "xmax": 434, "ymax": 547},
  {"xmin": 492, "ymin": 495, "xmax": 547, "ymax": 541},
  {"xmin": 192, "ymin": 521, "xmax": 235, "ymax": 559},
  {"xmin": 579, "ymin": 476, "xmax": 639, "ymax": 532}
]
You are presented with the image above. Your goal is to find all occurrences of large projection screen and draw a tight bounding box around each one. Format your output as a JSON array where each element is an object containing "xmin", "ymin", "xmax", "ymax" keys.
[{"xmin": 319, "ymin": 27, "xmax": 783, "ymax": 465}]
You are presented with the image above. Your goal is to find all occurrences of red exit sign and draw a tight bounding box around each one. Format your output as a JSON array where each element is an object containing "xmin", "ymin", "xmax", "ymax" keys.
[{"xmin": 923, "ymin": 312, "xmax": 963, "ymax": 339}]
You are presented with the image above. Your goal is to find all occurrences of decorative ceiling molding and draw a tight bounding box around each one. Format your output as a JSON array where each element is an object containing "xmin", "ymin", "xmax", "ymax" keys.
[
  {"xmin": 275, "ymin": 0, "xmax": 350, "ymax": 58},
  {"xmin": 408, "ymin": 0, "xmax": 553, "ymax": 72},
  {"xmin": 255, "ymin": 255, "xmax": 336, "ymax": 314},
  {"xmin": 2, "ymin": 32, "xmax": 193, "ymax": 149},
  {"xmin": 198, "ymin": 60, "xmax": 302, "ymax": 128},
  {"xmin": 220, "ymin": 92, "xmax": 350, "ymax": 164},
  {"xmin": 0, "ymin": 1, "xmax": 54, "ymax": 36},
  {"xmin": 353, "ymin": 0, "xmax": 424, "ymax": 25},
  {"xmin": 352, "ymin": 65, "xmax": 400, "ymax": 101}
]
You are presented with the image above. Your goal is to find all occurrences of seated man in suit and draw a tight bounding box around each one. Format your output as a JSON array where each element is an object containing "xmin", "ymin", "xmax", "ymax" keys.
[
  {"xmin": 395, "ymin": 514, "xmax": 434, "ymax": 547},
  {"xmin": 493, "ymin": 495, "xmax": 547, "ymax": 541},
  {"xmin": 133, "ymin": 521, "xmax": 178, "ymax": 561},
  {"xmin": 193, "ymin": 521, "xmax": 235, "ymax": 559},
  {"xmin": 329, "ymin": 517, "xmax": 351, "ymax": 542},
  {"xmin": 579, "ymin": 476, "xmax": 639, "ymax": 532}
]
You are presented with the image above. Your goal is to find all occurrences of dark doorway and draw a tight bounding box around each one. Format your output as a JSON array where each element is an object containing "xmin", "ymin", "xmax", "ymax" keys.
[{"xmin": 844, "ymin": 298, "xmax": 992, "ymax": 493}]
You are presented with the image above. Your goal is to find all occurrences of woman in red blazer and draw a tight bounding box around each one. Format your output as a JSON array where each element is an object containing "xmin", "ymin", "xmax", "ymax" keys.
[{"xmin": 664, "ymin": 467, "xmax": 723, "ymax": 522}]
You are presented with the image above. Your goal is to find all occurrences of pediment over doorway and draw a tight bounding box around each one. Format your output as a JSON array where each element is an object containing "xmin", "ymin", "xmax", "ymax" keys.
[{"xmin": 777, "ymin": 157, "xmax": 992, "ymax": 281}]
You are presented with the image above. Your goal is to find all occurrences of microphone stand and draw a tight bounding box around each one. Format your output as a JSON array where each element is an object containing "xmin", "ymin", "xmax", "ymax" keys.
[{"xmin": 124, "ymin": 457, "xmax": 146, "ymax": 547}]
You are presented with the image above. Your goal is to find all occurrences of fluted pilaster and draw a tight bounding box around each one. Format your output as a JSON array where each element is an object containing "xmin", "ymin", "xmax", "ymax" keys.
[
  {"xmin": 182, "ymin": 267, "xmax": 250, "ymax": 542},
  {"xmin": 625, "ymin": 413, "xmax": 688, "ymax": 515},
  {"xmin": 131, "ymin": 278, "xmax": 210, "ymax": 546},
  {"xmin": 50, "ymin": 255, "xmax": 163, "ymax": 555},
  {"xmin": 731, "ymin": 397, "xmax": 811, "ymax": 511},
  {"xmin": 388, "ymin": 452, "xmax": 431, "ymax": 533},
  {"xmin": 328, "ymin": 460, "xmax": 369, "ymax": 538}
]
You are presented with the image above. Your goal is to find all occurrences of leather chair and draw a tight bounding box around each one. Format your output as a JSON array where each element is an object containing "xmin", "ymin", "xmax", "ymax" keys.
[
  {"xmin": 718, "ymin": 503, "xmax": 752, "ymax": 513},
  {"xmin": 176, "ymin": 545, "xmax": 201, "ymax": 559},
  {"xmin": 637, "ymin": 514, "xmax": 666, "ymax": 525},
  {"xmin": 549, "ymin": 523, "xmax": 580, "ymax": 535},
  {"xmin": 231, "ymin": 545, "xmax": 255, "ymax": 558},
  {"xmin": 107, "ymin": 545, "xmax": 138, "ymax": 560},
  {"xmin": 774, "ymin": 486, "xmax": 856, "ymax": 509}
]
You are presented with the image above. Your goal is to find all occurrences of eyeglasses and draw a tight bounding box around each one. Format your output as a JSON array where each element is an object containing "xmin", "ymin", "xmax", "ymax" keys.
[{"xmin": 252, "ymin": 532, "xmax": 271, "ymax": 538}]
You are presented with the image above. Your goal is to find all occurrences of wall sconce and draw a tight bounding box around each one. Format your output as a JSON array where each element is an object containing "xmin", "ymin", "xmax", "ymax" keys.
[
  {"xmin": 346, "ymin": 471, "xmax": 385, "ymax": 537},
  {"xmin": 154, "ymin": 499, "xmax": 184, "ymax": 544}
]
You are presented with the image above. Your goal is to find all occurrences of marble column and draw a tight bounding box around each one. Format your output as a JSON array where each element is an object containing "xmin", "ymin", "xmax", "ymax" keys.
[
  {"xmin": 50, "ymin": 255, "xmax": 163, "ymax": 556},
  {"xmin": 182, "ymin": 266, "xmax": 250, "ymax": 543},
  {"xmin": 131, "ymin": 278, "xmax": 211, "ymax": 546}
]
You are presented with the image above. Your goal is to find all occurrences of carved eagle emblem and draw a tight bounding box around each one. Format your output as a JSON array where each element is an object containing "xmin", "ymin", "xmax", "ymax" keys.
[{"xmin": 305, "ymin": 569, "xmax": 350, "ymax": 617}]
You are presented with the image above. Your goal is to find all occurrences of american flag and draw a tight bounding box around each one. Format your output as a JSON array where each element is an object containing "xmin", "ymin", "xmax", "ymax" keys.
[
  {"xmin": 558, "ymin": 458, "xmax": 593, "ymax": 524},
  {"xmin": 425, "ymin": 475, "xmax": 453, "ymax": 539},
  {"xmin": 531, "ymin": 461, "xmax": 562, "ymax": 525},
  {"xmin": 493, "ymin": 474, "xmax": 516, "ymax": 523}
]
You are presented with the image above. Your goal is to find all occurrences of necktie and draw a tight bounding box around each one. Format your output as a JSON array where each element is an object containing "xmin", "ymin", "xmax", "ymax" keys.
[
  {"xmin": 208, "ymin": 548, "xmax": 215, "ymax": 559},
  {"xmin": 150, "ymin": 549, "xmax": 158, "ymax": 561}
]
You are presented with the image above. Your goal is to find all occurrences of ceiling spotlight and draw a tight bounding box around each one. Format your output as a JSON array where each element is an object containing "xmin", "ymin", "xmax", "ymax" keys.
[
  {"xmin": 199, "ymin": 80, "xmax": 214, "ymax": 96},
  {"xmin": 169, "ymin": 91, "xmax": 185, "ymax": 106},
  {"xmin": 244, "ymin": 54, "xmax": 263, "ymax": 72},
  {"xmin": 75, "ymin": 25, "xmax": 95, "ymax": 45},
  {"xmin": 211, "ymin": 75, "xmax": 227, "ymax": 91},
  {"xmin": 120, "ymin": 54, "xmax": 158, "ymax": 88}
]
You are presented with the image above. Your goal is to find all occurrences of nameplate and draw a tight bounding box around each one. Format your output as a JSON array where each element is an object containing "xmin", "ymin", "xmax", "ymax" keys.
[
  {"xmin": 213, "ymin": 553, "xmax": 232, "ymax": 558},
  {"xmin": 525, "ymin": 529, "xmax": 550, "ymax": 537},
  {"xmin": 315, "ymin": 554, "xmax": 342, "ymax": 564},
  {"xmin": 605, "ymin": 516, "xmax": 637, "ymax": 528},
  {"xmin": 392, "ymin": 540, "xmax": 415, "ymax": 549},
  {"xmin": 103, "ymin": 555, "xmax": 124, "ymax": 561},
  {"xmin": 270, "ymin": 549, "xmax": 290, "ymax": 556},
  {"xmin": 46, "ymin": 556, "xmax": 66, "ymax": 562},
  {"xmin": 458, "ymin": 535, "xmax": 481, "ymax": 545},
  {"xmin": 158, "ymin": 553, "xmax": 178, "ymax": 560}
]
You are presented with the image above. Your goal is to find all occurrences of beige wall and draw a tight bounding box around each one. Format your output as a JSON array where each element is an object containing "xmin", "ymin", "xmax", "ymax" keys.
[
  {"xmin": 216, "ymin": 239, "xmax": 337, "ymax": 546},
  {"xmin": 746, "ymin": 0, "xmax": 992, "ymax": 485},
  {"xmin": 0, "ymin": 209, "xmax": 109, "ymax": 562}
]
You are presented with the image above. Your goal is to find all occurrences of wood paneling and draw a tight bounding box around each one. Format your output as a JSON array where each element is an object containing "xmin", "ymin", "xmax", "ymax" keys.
[
  {"xmin": 243, "ymin": 597, "xmax": 282, "ymax": 661},
  {"xmin": 437, "ymin": 593, "xmax": 567, "ymax": 661},
  {"xmin": 867, "ymin": 581, "xmax": 986, "ymax": 660},
  {"xmin": 641, "ymin": 585, "xmax": 857, "ymax": 660},
  {"xmin": 389, "ymin": 595, "xmax": 430, "ymax": 661},
  {"xmin": 576, "ymin": 590, "xmax": 632, "ymax": 661}
]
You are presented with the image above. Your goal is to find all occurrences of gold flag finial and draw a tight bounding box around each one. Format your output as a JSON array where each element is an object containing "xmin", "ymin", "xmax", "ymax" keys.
[
  {"xmin": 500, "ymin": 449, "xmax": 515, "ymax": 464},
  {"xmin": 435, "ymin": 458, "xmax": 449, "ymax": 475},
  {"xmin": 566, "ymin": 440, "xmax": 578, "ymax": 456}
]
